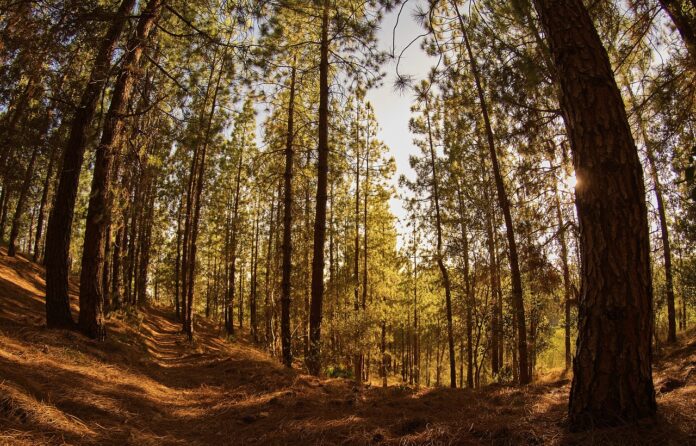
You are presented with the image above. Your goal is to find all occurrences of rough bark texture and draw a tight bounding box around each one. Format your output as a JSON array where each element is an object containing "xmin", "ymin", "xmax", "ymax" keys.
[
  {"xmin": 78, "ymin": 0, "xmax": 161, "ymax": 340},
  {"xmin": 281, "ymin": 61, "xmax": 296, "ymax": 367},
  {"xmin": 307, "ymin": 0, "xmax": 330, "ymax": 377},
  {"xmin": 44, "ymin": 0, "xmax": 136, "ymax": 330},
  {"xmin": 533, "ymin": 0, "xmax": 656, "ymax": 429}
]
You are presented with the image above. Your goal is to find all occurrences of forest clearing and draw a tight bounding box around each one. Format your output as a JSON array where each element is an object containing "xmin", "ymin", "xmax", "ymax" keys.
[
  {"xmin": 1, "ymin": 0, "xmax": 696, "ymax": 444},
  {"xmin": 0, "ymin": 250, "xmax": 694, "ymax": 445}
]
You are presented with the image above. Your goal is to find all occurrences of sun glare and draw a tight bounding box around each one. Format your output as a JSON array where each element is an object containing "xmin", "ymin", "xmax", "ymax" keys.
[{"xmin": 565, "ymin": 172, "xmax": 578, "ymax": 189}]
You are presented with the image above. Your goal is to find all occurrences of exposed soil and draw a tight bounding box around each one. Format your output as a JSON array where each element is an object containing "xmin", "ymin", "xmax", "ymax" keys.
[{"xmin": 1, "ymin": 249, "xmax": 694, "ymax": 445}]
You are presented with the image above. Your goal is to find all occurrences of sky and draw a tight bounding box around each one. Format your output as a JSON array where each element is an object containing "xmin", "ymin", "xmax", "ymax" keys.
[{"xmin": 366, "ymin": 1, "xmax": 436, "ymax": 236}]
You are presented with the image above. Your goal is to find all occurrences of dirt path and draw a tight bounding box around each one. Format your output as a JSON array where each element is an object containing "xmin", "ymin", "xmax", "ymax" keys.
[{"xmin": 1, "ymin": 250, "xmax": 695, "ymax": 445}]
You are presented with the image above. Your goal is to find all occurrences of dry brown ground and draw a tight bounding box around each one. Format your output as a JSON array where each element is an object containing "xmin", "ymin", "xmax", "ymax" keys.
[{"xmin": 0, "ymin": 249, "xmax": 694, "ymax": 445}]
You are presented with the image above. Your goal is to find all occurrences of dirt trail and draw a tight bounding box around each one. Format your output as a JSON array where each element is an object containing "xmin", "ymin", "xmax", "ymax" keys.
[{"xmin": 1, "ymin": 249, "xmax": 695, "ymax": 445}]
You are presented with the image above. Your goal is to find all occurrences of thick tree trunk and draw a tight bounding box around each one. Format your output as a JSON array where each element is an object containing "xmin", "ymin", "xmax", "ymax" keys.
[
  {"xmin": 281, "ymin": 60, "xmax": 296, "ymax": 367},
  {"xmin": 44, "ymin": 0, "xmax": 137, "ymax": 330},
  {"xmin": 451, "ymin": 1, "xmax": 529, "ymax": 384},
  {"xmin": 307, "ymin": 0, "xmax": 330, "ymax": 377},
  {"xmin": 7, "ymin": 145, "xmax": 39, "ymax": 256},
  {"xmin": 533, "ymin": 0, "xmax": 656, "ymax": 429},
  {"xmin": 78, "ymin": 0, "xmax": 161, "ymax": 339}
]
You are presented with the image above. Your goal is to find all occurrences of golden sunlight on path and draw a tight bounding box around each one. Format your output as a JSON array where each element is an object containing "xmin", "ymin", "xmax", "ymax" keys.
[{"xmin": 1, "ymin": 250, "xmax": 694, "ymax": 445}]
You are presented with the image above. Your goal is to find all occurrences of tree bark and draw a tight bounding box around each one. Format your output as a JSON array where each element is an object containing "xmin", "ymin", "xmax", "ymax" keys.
[
  {"xmin": 250, "ymin": 204, "xmax": 260, "ymax": 341},
  {"xmin": 175, "ymin": 198, "xmax": 183, "ymax": 320},
  {"xmin": 44, "ymin": 0, "xmax": 136, "ymax": 330},
  {"xmin": 626, "ymin": 86, "xmax": 677, "ymax": 344},
  {"xmin": 184, "ymin": 45, "xmax": 227, "ymax": 340},
  {"xmin": 451, "ymin": 1, "xmax": 529, "ymax": 384},
  {"xmin": 307, "ymin": 0, "xmax": 330, "ymax": 377},
  {"xmin": 7, "ymin": 145, "xmax": 39, "ymax": 256},
  {"xmin": 34, "ymin": 141, "xmax": 58, "ymax": 262},
  {"xmin": 78, "ymin": 0, "xmax": 161, "ymax": 339},
  {"xmin": 281, "ymin": 59, "xmax": 296, "ymax": 367},
  {"xmin": 424, "ymin": 95, "xmax": 456, "ymax": 388},
  {"xmin": 554, "ymin": 187, "xmax": 573, "ymax": 371},
  {"xmin": 533, "ymin": 0, "xmax": 656, "ymax": 429},
  {"xmin": 353, "ymin": 97, "xmax": 362, "ymax": 384},
  {"xmin": 456, "ymin": 184, "xmax": 475, "ymax": 388}
]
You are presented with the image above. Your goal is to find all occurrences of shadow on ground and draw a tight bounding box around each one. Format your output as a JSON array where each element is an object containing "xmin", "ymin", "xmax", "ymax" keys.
[{"xmin": 1, "ymin": 248, "xmax": 694, "ymax": 445}]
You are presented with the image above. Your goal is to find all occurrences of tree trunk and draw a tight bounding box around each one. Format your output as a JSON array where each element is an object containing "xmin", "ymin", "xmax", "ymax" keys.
[
  {"xmin": 626, "ymin": 86, "xmax": 677, "ymax": 344},
  {"xmin": 184, "ymin": 46, "xmax": 227, "ymax": 340},
  {"xmin": 555, "ymin": 188, "xmax": 573, "ymax": 371},
  {"xmin": 353, "ymin": 97, "xmax": 362, "ymax": 384},
  {"xmin": 78, "ymin": 0, "xmax": 161, "ymax": 339},
  {"xmin": 250, "ymin": 204, "xmax": 260, "ymax": 341},
  {"xmin": 424, "ymin": 96, "xmax": 456, "ymax": 388},
  {"xmin": 34, "ymin": 129, "xmax": 60, "ymax": 262},
  {"xmin": 7, "ymin": 145, "xmax": 39, "ymax": 256},
  {"xmin": 0, "ymin": 188, "xmax": 9, "ymax": 242},
  {"xmin": 533, "ymin": 0, "xmax": 656, "ymax": 429},
  {"xmin": 44, "ymin": 0, "xmax": 137, "ymax": 330},
  {"xmin": 451, "ymin": 1, "xmax": 529, "ymax": 384},
  {"xmin": 307, "ymin": 0, "xmax": 330, "ymax": 377},
  {"xmin": 227, "ymin": 138, "xmax": 244, "ymax": 335},
  {"xmin": 412, "ymin": 225, "xmax": 420, "ymax": 390},
  {"xmin": 264, "ymin": 183, "xmax": 278, "ymax": 350},
  {"xmin": 456, "ymin": 185, "xmax": 475, "ymax": 389},
  {"xmin": 175, "ymin": 199, "xmax": 183, "ymax": 320},
  {"xmin": 281, "ymin": 60, "xmax": 296, "ymax": 367}
]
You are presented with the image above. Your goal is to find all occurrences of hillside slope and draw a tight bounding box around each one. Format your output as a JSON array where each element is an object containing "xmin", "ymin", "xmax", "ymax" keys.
[{"xmin": 0, "ymin": 250, "xmax": 694, "ymax": 445}]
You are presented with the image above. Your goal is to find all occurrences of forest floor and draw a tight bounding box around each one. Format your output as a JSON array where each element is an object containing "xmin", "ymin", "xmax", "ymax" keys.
[{"xmin": 0, "ymin": 250, "xmax": 695, "ymax": 445}]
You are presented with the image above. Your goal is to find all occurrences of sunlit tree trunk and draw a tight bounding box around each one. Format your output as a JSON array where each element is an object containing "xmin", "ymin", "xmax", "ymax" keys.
[
  {"xmin": 78, "ymin": 0, "xmax": 161, "ymax": 339},
  {"xmin": 45, "ymin": 0, "xmax": 136, "ymax": 330}
]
